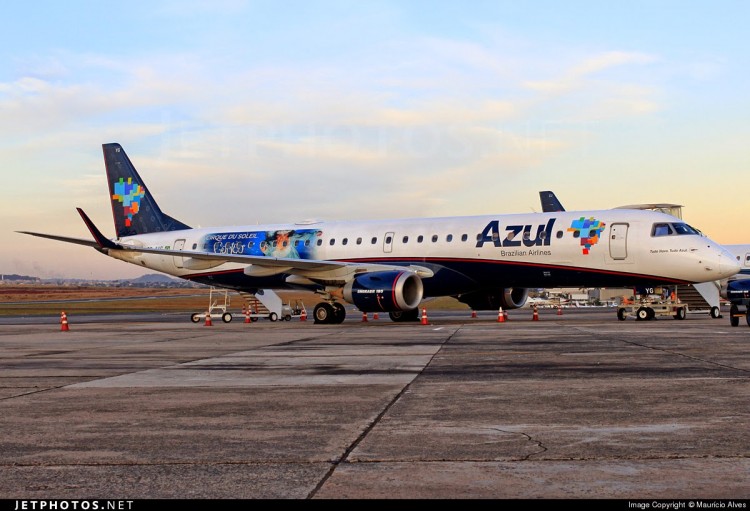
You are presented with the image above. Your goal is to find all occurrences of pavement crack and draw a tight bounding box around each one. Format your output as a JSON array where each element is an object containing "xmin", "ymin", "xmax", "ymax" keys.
[
  {"xmin": 487, "ymin": 428, "xmax": 548, "ymax": 461},
  {"xmin": 306, "ymin": 326, "xmax": 461, "ymax": 499}
]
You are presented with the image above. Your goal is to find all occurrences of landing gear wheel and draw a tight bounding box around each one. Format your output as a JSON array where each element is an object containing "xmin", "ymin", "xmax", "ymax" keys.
[
  {"xmin": 389, "ymin": 308, "xmax": 420, "ymax": 322},
  {"xmin": 636, "ymin": 307, "xmax": 649, "ymax": 321},
  {"xmin": 730, "ymin": 304, "xmax": 739, "ymax": 327},
  {"xmin": 710, "ymin": 306, "xmax": 721, "ymax": 319},
  {"xmin": 191, "ymin": 313, "xmax": 202, "ymax": 323},
  {"xmin": 617, "ymin": 308, "xmax": 626, "ymax": 321},
  {"xmin": 222, "ymin": 313, "xmax": 232, "ymax": 323},
  {"xmin": 314, "ymin": 302, "xmax": 334, "ymax": 324},
  {"xmin": 332, "ymin": 303, "xmax": 346, "ymax": 324},
  {"xmin": 674, "ymin": 307, "xmax": 686, "ymax": 320},
  {"xmin": 269, "ymin": 312, "xmax": 278, "ymax": 322}
]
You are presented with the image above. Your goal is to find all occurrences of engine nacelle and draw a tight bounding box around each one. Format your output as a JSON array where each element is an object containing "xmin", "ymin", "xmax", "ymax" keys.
[
  {"xmin": 343, "ymin": 271, "xmax": 423, "ymax": 312},
  {"xmin": 724, "ymin": 278, "xmax": 750, "ymax": 304},
  {"xmin": 456, "ymin": 288, "xmax": 529, "ymax": 310}
]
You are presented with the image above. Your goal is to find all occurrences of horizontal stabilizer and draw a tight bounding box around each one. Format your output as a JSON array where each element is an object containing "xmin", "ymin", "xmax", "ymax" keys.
[{"xmin": 16, "ymin": 230, "xmax": 101, "ymax": 248}]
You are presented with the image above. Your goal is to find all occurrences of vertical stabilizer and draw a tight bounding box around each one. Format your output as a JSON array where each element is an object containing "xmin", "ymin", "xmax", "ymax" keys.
[
  {"xmin": 539, "ymin": 191, "xmax": 566, "ymax": 213},
  {"xmin": 103, "ymin": 143, "xmax": 191, "ymax": 237}
]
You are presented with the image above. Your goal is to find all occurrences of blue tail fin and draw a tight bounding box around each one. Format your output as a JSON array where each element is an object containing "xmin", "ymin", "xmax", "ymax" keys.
[
  {"xmin": 103, "ymin": 143, "xmax": 191, "ymax": 237},
  {"xmin": 539, "ymin": 190, "xmax": 566, "ymax": 213}
]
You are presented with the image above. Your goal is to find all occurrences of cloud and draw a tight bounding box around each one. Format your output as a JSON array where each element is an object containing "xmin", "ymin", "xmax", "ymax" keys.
[{"xmin": 524, "ymin": 50, "xmax": 659, "ymax": 94}]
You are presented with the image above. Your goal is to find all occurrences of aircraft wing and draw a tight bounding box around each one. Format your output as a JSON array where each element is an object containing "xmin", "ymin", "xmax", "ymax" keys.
[
  {"xmin": 116, "ymin": 245, "xmax": 435, "ymax": 278},
  {"xmin": 18, "ymin": 208, "xmax": 435, "ymax": 280}
]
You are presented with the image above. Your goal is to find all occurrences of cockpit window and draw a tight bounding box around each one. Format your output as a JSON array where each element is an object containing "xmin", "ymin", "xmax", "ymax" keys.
[
  {"xmin": 652, "ymin": 223, "xmax": 673, "ymax": 237},
  {"xmin": 672, "ymin": 223, "xmax": 699, "ymax": 235},
  {"xmin": 652, "ymin": 222, "xmax": 700, "ymax": 237}
]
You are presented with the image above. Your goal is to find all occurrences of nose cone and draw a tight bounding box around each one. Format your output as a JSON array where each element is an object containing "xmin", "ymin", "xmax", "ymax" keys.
[{"xmin": 714, "ymin": 246, "xmax": 741, "ymax": 280}]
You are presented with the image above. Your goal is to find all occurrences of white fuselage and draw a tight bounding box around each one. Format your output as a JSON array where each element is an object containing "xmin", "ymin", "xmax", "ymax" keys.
[{"xmin": 107, "ymin": 209, "xmax": 739, "ymax": 297}]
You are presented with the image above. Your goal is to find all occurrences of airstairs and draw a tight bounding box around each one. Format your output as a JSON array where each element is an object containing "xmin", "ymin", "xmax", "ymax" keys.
[{"xmin": 675, "ymin": 282, "xmax": 722, "ymax": 318}]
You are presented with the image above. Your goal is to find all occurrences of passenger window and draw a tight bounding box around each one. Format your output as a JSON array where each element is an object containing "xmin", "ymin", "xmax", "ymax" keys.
[
  {"xmin": 461, "ymin": 234, "xmax": 468, "ymax": 242},
  {"xmin": 342, "ymin": 238, "xmax": 348, "ymax": 246},
  {"xmin": 556, "ymin": 231, "xmax": 563, "ymax": 239},
  {"xmin": 402, "ymin": 236, "xmax": 409, "ymax": 243},
  {"xmin": 356, "ymin": 237, "xmax": 362, "ymax": 245},
  {"xmin": 446, "ymin": 234, "xmax": 453, "ymax": 242},
  {"xmin": 294, "ymin": 240, "xmax": 300, "ymax": 247},
  {"xmin": 371, "ymin": 237, "xmax": 378, "ymax": 244},
  {"xmin": 417, "ymin": 235, "xmax": 424, "ymax": 243},
  {"xmin": 476, "ymin": 233, "xmax": 482, "ymax": 241},
  {"xmin": 305, "ymin": 240, "xmax": 310, "ymax": 247},
  {"xmin": 522, "ymin": 231, "xmax": 530, "ymax": 241},
  {"xmin": 282, "ymin": 241, "xmax": 288, "ymax": 247},
  {"xmin": 385, "ymin": 236, "xmax": 392, "ymax": 244},
  {"xmin": 248, "ymin": 241, "xmax": 254, "ymax": 248},
  {"xmin": 432, "ymin": 235, "xmax": 438, "ymax": 242},
  {"xmin": 192, "ymin": 243, "xmax": 197, "ymax": 249},
  {"xmin": 506, "ymin": 231, "xmax": 515, "ymax": 241},
  {"xmin": 539, "ymin": 231, "xmax": 546, "ymax": 240},
  {"xmin": 272, "ymin": 241, "xmax": 277, "ymax": 247},
  {"xmin": 329, "ymin": 239, "xmax": 335, "ymax": 246}
]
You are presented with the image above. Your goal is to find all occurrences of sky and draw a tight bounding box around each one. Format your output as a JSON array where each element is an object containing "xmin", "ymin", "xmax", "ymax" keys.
[{"xmin": 1, "ymin": 0, "xmax": 748, "ymax": 279}]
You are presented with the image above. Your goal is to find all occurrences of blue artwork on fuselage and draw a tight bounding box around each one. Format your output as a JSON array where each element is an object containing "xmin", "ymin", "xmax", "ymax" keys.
[{"xmin": 201, "ymin": 229, "xmax": 322, "ymax": 259}]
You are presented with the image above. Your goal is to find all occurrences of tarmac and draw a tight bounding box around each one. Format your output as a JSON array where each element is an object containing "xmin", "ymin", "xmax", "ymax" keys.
[{"xmin": 0, "ymin": 308, "xmax": 748, "ymax": 499}]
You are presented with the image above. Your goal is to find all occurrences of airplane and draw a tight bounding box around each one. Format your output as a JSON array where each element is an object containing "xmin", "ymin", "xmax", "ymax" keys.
[{"xmin": 18, "ymin": 144, "xmax": 740, "ymax": 324}]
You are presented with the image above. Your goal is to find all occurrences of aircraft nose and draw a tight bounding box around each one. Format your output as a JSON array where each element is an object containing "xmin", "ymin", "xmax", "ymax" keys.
[
  {"xmin": 711, "ymin": 247, "xmax": 741, "ymax": 280},
  {"xmin": 721, "ymin": 253, "xmax": 742, "ymax": 279}
]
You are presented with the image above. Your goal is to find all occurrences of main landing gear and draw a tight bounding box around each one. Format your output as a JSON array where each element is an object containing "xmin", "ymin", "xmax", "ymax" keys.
[
  {"xmin": 388, "ymin": 309, "xmax": 420, "ymax": 322},
  {"xmin": 313, "ymin": 302, "xmax": 346, "ymax": 324}
]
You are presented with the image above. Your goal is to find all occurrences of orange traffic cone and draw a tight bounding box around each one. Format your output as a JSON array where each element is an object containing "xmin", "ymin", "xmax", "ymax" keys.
[
  {"xmin": 421, "ymin": 308, "xmax": 428, "ymax": 325},
  {"xmin": 471, "ymin": 310, "xmax": 477, "ymax": 318},
  {"xmin": 497, "ymin": 307, "xmax": 505, "ymax": 323},
  {"xmin": 244, "ymin": 306, "xmax": 251, "ymax": 324},
  {"xmin": 300, "ymin": 308, "xmax": 307, "ymax": 321},
  {"xmin": 361, "ymin": 312, "xmax": 368, "ymax": 322},
  {"xmin": 532, "ymin": 305, "xmax": 539, "ymax": 321},
  {"xmin": 60, "ymin": 311, "xmax": 69, "ymax": 331},
  {"xmin": 557, "ymin": 306, "xmax": 563, "ymax": 316},
  {"xmin": 373, "ymin": 312, "xmax": 379, "ymax": 320},
  {"xmin": 204, "ymin": 311, "xmax": 213, "ymax": 327}
]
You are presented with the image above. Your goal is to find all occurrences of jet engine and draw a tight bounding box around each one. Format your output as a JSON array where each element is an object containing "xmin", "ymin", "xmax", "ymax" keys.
[
  {"xmin": 455, "ymin": 288, "xmax": 529, "ymax": 310},
  {"xmin": 343, "ymin": 271, "xmax": 423, "ymax": 312}
]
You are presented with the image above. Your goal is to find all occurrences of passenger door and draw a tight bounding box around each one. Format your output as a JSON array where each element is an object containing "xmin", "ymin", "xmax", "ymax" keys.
[
  {"xmin": 609, "ymin": 224, "xmax": 628, "ymax": 260},
  {"xmin": 173, "ymin": 239, "xmax": 186, "ymax": 268}
]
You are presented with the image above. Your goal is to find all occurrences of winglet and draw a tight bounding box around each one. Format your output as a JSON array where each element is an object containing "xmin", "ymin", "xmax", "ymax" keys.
[{"xmin": 76, "ymin": 208, "xmax": 120, "ymax": 250}]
